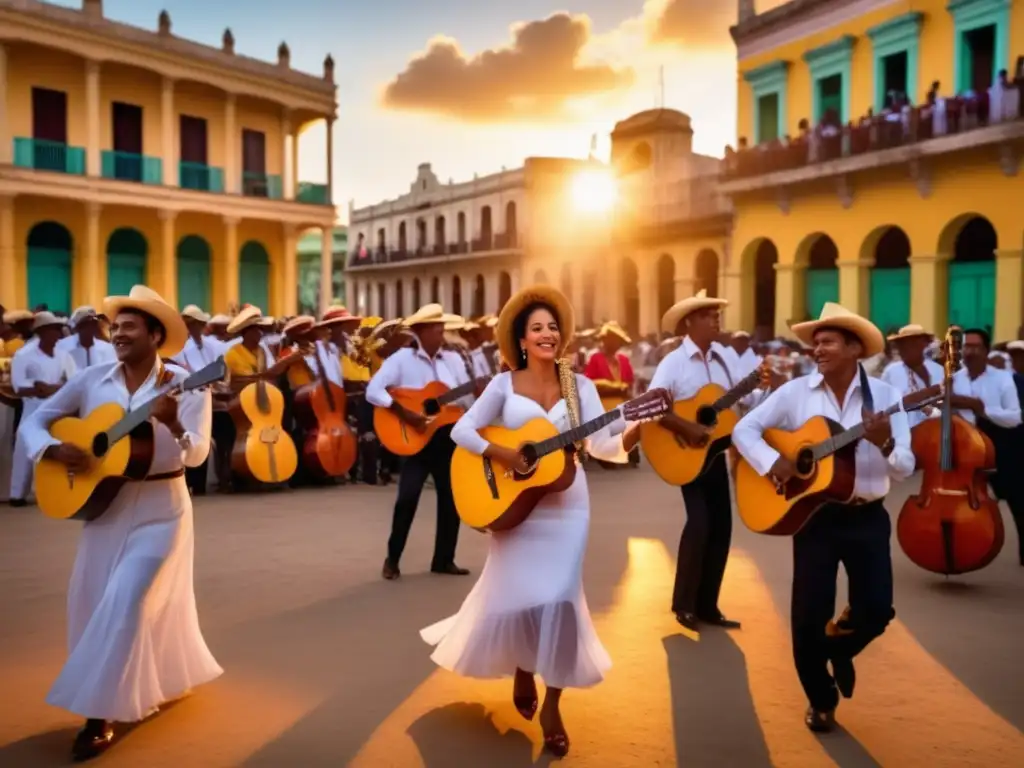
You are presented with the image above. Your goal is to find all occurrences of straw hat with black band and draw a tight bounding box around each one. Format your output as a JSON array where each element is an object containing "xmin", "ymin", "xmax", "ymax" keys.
[
  {"xmin": 226, "ymin": 306, "xmax": 262, "ymax": 336},
  {"xmin": 661, "ymin": 289, "xmax": 728, "ymax": 334},
  {"xmin": 790, "ymin": 302, "xmax": 885, "ymax": 358},
  {"xmin": 495, "ymin": 286, "xmax": 575, "ymax": 369},
  {"xmin": 283, "ymin": 315, "xmax": 316, "ymax": 337},
  {"xmin": 102, "ymin": 285, "xmax": 188, "ymax": 358}
]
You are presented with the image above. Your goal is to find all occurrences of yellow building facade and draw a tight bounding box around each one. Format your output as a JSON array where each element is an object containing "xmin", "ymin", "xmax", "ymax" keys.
[
  {"xmin": 723, "ymin": 0, "xmax": 1024, "ymax": 341},
  {"xmin": 0, "ymin": 0, "xmax": 337, "ymax": 317}
]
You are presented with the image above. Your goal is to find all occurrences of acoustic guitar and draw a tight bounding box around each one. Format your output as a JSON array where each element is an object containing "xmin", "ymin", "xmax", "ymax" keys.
[
  {"xmin": 452, "ymin": 389, "xmax": 671, "ymax": 532},
  {"xmin": 374, "ymin": 376, "xmax": 490, "ymax": 456},
  {"xmin": 734, "ymin": 389, "xmax": 942, "ymax": 536},
  {"xmin": 640, "ymin": 365, "xmax": 769, "ymax": 486},
  {"xmin": 35, "ymin": 358, "xmax": 228, "ymax": 521},
  {"xmin": 229, "ymin": 364, "xmax": 298, "ymax": 486},
  {"xmin": 293, "ymin": 348, "xmax": 357, "ymax": 477}
]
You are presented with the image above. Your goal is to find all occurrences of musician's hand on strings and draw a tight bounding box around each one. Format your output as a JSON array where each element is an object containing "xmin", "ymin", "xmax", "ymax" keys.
[
  {"xmin": 396, "ymin": 405, "xmax": 428, "ymax": 433},
  {"xmin": 33, "ymin": 382, "xmax": 61, "ymax": 398},
  {"xmin": 151, "ymin": 392, "xmax": 185, "ymax": 438},
  {"xmin": 46, "ymin": 443, "xmax": 91, "ymax": 473},
  {"xmin": 769, "ymin": 456, "xmax": 796, "ymax": 489},
  {"xmin": 949, "ymin": 394, "xmax": 984, "ymax": 415},
  {"xmin": 862, "ymin": 410, "xmax": 893, "ymax": 448},
  {"xmin": 490, "ymin": 445, "xmax": 530, "ymax": 475},
  {"xmin": 665, "ymin": 414, "xmax": 710, "ymax": 447}
]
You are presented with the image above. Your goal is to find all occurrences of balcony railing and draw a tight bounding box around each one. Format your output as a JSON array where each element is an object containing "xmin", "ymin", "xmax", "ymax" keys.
[
  {"xmin": 472, "ymin": 235, "xmax": 493, "ymax": 252},
  {"xmin": 297, "ymin": 182, "xmax": 330, "ymax": 205},
  {"xmin": 179, "ymin": 162, "xmax": 224, "ymax": 193},
  {"xmin": 242, "ymin": 172, "xmax": 282, "ymax": 199},
  {"xmin": 348, "ymin": 233, "xmax": 521, "ymax": 268},
  {"xmin": 12, "ymin": 137, "xmax": 85, "ymax": 175},
  {"xmin": 101, "ymin": 151, "xmax": 162, "ymax": 184}
]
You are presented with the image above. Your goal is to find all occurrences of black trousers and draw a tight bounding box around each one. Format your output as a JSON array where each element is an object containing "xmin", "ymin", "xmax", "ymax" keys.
[
  {"xmin": 674, "ymin": 457, "xmax": 733, "ymax": 617},
  {"xmin": 792, "ymin": 501, "xmax": 894, "ymax": 711},
  {"xmin": 185, "ymin": 460, "xmax": 208, "ymax": 496},
  {"xmin": 387, "ymin": 425, "xmax": 460, "ymax": 569},
  {"xmin": 210, "ymin": 411, "xmax": 235, "ymax": 489}
]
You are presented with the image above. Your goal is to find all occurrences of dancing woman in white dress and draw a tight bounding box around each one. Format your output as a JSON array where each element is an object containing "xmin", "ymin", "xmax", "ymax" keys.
[{"xmin": 420, "ymin": 286, "xmax": 642, "ymax": 757}]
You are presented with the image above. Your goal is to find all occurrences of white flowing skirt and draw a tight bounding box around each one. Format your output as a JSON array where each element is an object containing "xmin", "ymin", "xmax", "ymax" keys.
[
  {"xmin": 48, "ymin": 477, "xmax": 223, "ymax": 722},
  {"xmin": 421, "ymin": 470, "xmax": 610, "ymax": 689}
]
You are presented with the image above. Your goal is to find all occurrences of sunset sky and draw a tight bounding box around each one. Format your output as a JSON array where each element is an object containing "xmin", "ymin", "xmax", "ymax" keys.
[{"xmin": 50, "ymin": 0, "xmax": 785, "ymax": 221}]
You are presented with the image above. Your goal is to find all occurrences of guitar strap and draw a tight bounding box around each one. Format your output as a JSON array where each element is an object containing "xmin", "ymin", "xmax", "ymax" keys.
[
  {"xmin": 709, "ymin": 350, "xmax": 734, "ymax": 388},
  {"xmin": 556, "ymin": 358, "xmax": 586, "ymax": 459},
  {"xmin": 859, "ymin": 363, "xmax": 875, "ymax": 414}
]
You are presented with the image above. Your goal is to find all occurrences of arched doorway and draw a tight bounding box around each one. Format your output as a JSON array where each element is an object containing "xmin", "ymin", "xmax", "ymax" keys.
[
  {"xmin": 473, "ymin": 275, "xmax": 485, "ymax": 317},
  {"xmin": 867, "ymin": 227, "xmax": 911, "ymax": 336},
  {"xmin": 398, "ymin": 222, "xmax": 407, "ymax": 252},
  {"xmin": 239, "ymin": 241, "xmax": 270, "ymax": 311},
  {"xmin": 694, "ymin": 249, "xmax": 719, "ymax": 297},
  {"xmin": 452, "ymin": 275, "xmax": 462, "ymax": 315},
  {"xmin": 412, "ymin": 278, "xmax": 422, "ymax": 308},
  {"xmin": 395, "ymin": 279, "xmax": 405, "ymax": 317},
  {"xmin": 560, "ymin": 263, "xmax": 573, "ymax": 301},
  {"xmin": 505, "ymin": 202, "xmax": 517, "ymax": 244},
  {"xmin": 480, "ymin": 206, "xmax": 492, "ymax": 245},
  {"xmin": 753, "ymin": 240, "xmax": 778, "ymax": 338},
  {"xmin": 457, "ymin": 212, "xmax": 467, "ymax": 246},
  {"xmin": 582, "ymin": 270, "xmax": 596, "ymax": 328},
  {"xmin": 498, "ymin": 272, "xmax": 512, "ymax": 309},
  {"xmin": 431, "ymin": 276, "xmax": 440, "ymax": 303},
  {"xmin": 27, "ymin": 221, "xmax": 73, "ymax": 313},
  {"xmin": 434, "ymin": 217, "xmax": 446, "ymax": 252},
  {"xmin": 176, "ymin": 234, "xmax": 211, "ymax": 310},
  {"xmin": 622, "ymin": 258, "xmax": 640, "ymax": 338},
  {"xmin": 946, "ymin": 216, "xmax": 996, "ymax": 332},
  {"xmin": 802, "ymin": 234, "xmax": 839, "ymax": 320},
  {"xmin": 106, "ymin": 228, "xmax": 147, "ymax": 297},
  {"xmin": 656, "ymin": 254, "xmax": 675, "ymax": 322}
]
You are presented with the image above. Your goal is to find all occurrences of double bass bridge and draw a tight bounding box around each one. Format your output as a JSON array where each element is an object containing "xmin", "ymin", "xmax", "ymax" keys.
[{"xmin": 934, "ymin": 488, "xmax": 969, "ymax": 497}]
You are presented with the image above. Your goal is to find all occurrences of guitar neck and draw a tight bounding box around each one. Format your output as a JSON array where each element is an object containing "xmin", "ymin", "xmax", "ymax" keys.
[
  {"xmin": 533, "ymin": 410, "xmax": 621, "ymax": 458},
  {"xmin": 810, "ymin": 400, "xmax": 905, "ymax": 460},
  {"xmin": 713, "ymin": 368, "xmax": 762, "ymax": 412},
  {"xmin": 436, "ymin": 377, "xmax": 490, "ymax": 405}
]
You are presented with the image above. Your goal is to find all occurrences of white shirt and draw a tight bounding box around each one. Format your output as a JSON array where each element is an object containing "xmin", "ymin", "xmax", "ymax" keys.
[
  {"xmin": 951, "ymin": 366, "xmax": 1022, "ymax": 428},
  {"xmin": 174, "ymin": 335, "xmax": 222, "ymax": 373},
  {"xmin": 11, "ymin": 343, "xmax": 78, "ymax": 407},
  {"xmin": 734, "ymin": 347, "xmax": 763, "ymax": 379},
  {"xmin": 20, "ymin": 359, "xmax": 211, "ymax": 473},
  {"xmin": 649, "ymin": 336, "xmax": 752, "ymax": 403},
  {"xmin": 881, "ymin": 359, "xmax": 944, "ymax": 428},
  {"xmin": 365, "ymin": 344, "xmax": 461, "ymax": 409},
  {"xmin": 732, "ymin": 369, "xmax": 915, "ymax": 502},
  {"xmin": 308, "ymin": 340, "xmax": 343, "ymax": 388},
  {"xmin": 56, "ymin": 335, "xmax": 117, "ymax": 370},
  {"xmin": 442, "ymin": 349, "xmax": 476, "ymax": 409},
  {"xmin": 469, "ymin": 347, "xmax": 494, "ymax": 379}
]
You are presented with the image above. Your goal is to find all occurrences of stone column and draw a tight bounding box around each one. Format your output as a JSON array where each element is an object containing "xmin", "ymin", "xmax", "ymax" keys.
[
  {"xmin": 0, "ymin": 195, "xmax": 15, "ymax": 308},
  {"xmin": 436, "ymin": 272, "xmax": 450, "ymax": 309},
  {"xmin": 637, "ymin": 258, "xmax": 659, "ymax": 337},
  {"xmin": 0, "ymin": 44, "xmax": 10, "ymax": 165},
  {"xmin": 158, "ymin": 210, "xmax": 177, "ymax": 307},
  {"xmin": 325, "ymin": 117, "xmax": 334, "ymax": 202},
  {"xmin": 994, "ymin": 249, "xmax": 1023, "ymax": 341},
  {"xmin": 281, "ymin": 112, "xmax": 292, "ymax": 199},
  {"xmin": 223, "ymin": 216, "xmax": 239, "ymax": 311},
  {"xmin": 85, "ymin": 61, "xmax": 101, "ymax": 176},
  {"xmin": 282, "ymin": 224, "xmax": 298, "ymax": 316},
  {"xmin": 773, "ymin": 263, "xmax": 803, "ymax": 338},
  {"xmin": 908, "ymin": 253, "xmax": 949, "ymax": 333},
  {"xmin": 837, "ymin": 258, "xmax": 872, "ymax": 317},
  {"xmin": 720, "ymin": 272, "xmax": 743, "ymax": 331},
  {"xmin": 83, "ymin": 202, "xmax": 102, "ymax": 306},
  {"xmin": 224, "ymin": 94, "xmax": 238, "ymax": 194},
  {"xmin": 319, "ymin": 227, "xmax": 333, "ymax": 314},
  {"xmin": 161, "ymin": 78, "xmax": 177, "ymax": 186},
  {"xmin": 484, "ymin": 271, "xmax": 500, "ymax": 315}
]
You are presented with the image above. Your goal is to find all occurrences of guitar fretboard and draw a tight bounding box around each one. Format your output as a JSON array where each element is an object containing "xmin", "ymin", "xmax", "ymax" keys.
[
  {"xmin": 713, "ymin": 368, "xmax": 763, "ymax": 413},
  {"xmin": 436, "ymin": 376, "xmax": 491, "ymax": 406},
  {"xmin": 533, "ymin": 410, "xmax": 621, "ymax": 458},
  {"xmin": 809, "ymin": 390, "xmax": 939, "ymax": 461}
]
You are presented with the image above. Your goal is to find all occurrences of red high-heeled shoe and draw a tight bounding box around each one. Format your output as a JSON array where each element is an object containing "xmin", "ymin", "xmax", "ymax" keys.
[
  {"xmin": 513, "ymin": 672, "xmax": 538, "ymax": 721},
  {"xmin": 543, "ymin": 729, "xmax": 570, "ymax": 757}
]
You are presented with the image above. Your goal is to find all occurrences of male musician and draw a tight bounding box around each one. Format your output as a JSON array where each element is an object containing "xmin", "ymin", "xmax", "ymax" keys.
[
  {"xmin": 950, "ymin": 328, "xmax": 1023, "ymax": 563},
  {"xmin": 9, "ymin": 312, "xmax": 77, "ymax": 507},
  {"xmin": 175, "ymin": 306, "xmax": 222, "ymax": 495},
  {"xmin": 731, "ymin": 331, "xmax": 762, "ymax": 378},
  {"xmin": 585, "ymin": 321, "xmax": 638, "ymax": 466},
  {"xmin": 57, "ymin": 307, "xmax": 117, "ymax": 370},
  {"xmin": 18, "ymin": 286, "xmax": 222, "ymax": 761},
  {"xmin": 648, "ymin": 290, "xmax": 751, "ymax": 633},
  {"xmin": 1, "ymin": 309, "xmax": 34, "ymax": 357},
  {"xmin": 881, "ymin": 325, "xmax": 944, "ymax": 429},
  {"xmin": 466, "ymin": 316, "xmax": 499, "ymax": 377},
  {"xmin": 366, "ymin": 303, "xmax": 468, "ymax": 580},
  {"xmin": 732, "ymin": 303, "xmax": 915, "ymax": 733}
]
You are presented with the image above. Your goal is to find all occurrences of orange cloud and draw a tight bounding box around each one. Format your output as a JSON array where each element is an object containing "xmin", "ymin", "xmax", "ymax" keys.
[
  {"xmin": 380, "ymin": 13, "xmax": 635, "ymax": 122},
  {"xmin": 647, "ymin": 0, "xmax": 788, "ymax": 47}
]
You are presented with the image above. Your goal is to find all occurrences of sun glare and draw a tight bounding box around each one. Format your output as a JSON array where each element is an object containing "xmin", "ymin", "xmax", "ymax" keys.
[{"xmin": 570, "ymin": 169, "xmax": 617, "ymax": 213}]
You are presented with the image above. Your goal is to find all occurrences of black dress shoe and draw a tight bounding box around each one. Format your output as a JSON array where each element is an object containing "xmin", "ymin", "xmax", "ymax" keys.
[
  {"xmin": 831, "ymin": 655, "xmax": 856, "ymax": 698},
  {"xmin": 674, "ymin": 612, "xmax": 699, "ymax": 633},
  {"xmin": 382, "ymin": 559, "xmax": 400, "ymax": 580},
  {"xmin": 431, "ymin": 563, "xmax": 470, "ymax": 575},
  {"xmin": 9, "ymin": 498, "xmax": 27, "ymax": 508},
  {"xmin": 698, "ymin": 612, "xmax": 742, "ymax": 629},
  {"xmin": 804, "ymin": 707, "xmax": 836, "ymax": 733},
  {"xmin": 72, "ymin": 719, "xmax": 114, "ymax": 762}
]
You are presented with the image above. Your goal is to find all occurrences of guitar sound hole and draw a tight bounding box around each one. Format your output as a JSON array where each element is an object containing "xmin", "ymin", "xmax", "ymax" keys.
[
  {"xmin": 696, "ymin": 405, "xmax": 717, "ymax": 428},
  {"xmin": 92, "ymin": 433, "xmax": 109, "ymax": 458},
  {"xmin": 519, "ymin": 443, "xmax": 538, "ymax": 468},
  {"xmin": 423, "ymin": 399, "xmax": 440, "ymax": 416},
  {"xmin": 795, "ymin": 448, "xmax": 815, "ymax": 477}
]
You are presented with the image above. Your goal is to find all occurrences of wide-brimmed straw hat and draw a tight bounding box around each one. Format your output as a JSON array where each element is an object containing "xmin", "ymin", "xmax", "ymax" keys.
[
  {"xmin": 32, "ymin": 311, "xmax": 67, "ymax": 332},
  {"xmin": 226, "ymin": 306, "xmax": 262, "ymax": 335},
  {"xmin": 283, "ymin": 315, "xmax": 316, "ymax": 337},
  {"xmin": 661, "ymin": 289, "xmax": 728, "ymax": 334},
  {"xmin": 320, "ymin": 306, "xmax": 362, "ymax": 326},
  {"xmin": 403, "ymin": 303, "xmax": 445, "ymax": 327},
  {"xmin": 69, "ymin": 306, "xmax": 99, "ymax": 329},
  {"xmin": 257, "ymin": 316, "xmax": 276, "ymax": 327},
  {"xmin": 3, "ymin": 309, "xmax": 34, "ymax": 325},
  {"xmin": 442, "ymin": 313, "xmax": 467, "ymax": 331},
  {"xmin": 1006, "ymin": 340, "xmax": 1024, "ymax": 353},
  {"xmin": 886, "ymin": 324, "xmax": 931, "ymax": 342},
  {"xmin": 495, "ymin": 285, "xmax": 575, "ymax": 368},
  {"xmin": 181, "ymin": 305, "xmax": 210, "ymax": 324},
  {"xmin": 103, "ymin": 285, "xmax": 188, "ymax": 357},
  {"xmin": 370, "ymin": 318, "xmax": 402, "ymax": 338},
  {"xmin": 598, "ymin": 320, "xmax": 631, "ymax": 345},
  {"xmin": 732, "ymin": 330, "xmax": 751, "ymax": 339},
  {"xmin": 208, "ymin": 314, "xmax": 231, "ymax": 327},
  {"xmin": 790, "ymin": 302, "xmax": 884, "ymax": 358},
  {"xmin": 475, "ymin": 313, "xmax": 498, "ymax": 329}
]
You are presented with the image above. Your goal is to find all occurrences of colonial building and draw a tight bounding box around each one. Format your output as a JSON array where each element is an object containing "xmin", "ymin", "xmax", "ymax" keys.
[
  {"xmin": 297, "ymin": 226, "xmax": 346, "ymax": 314},
  {"xmin": 0, "ymin": 0, "xmax": 338, "ymax": 317},
  {"xmin": 722, "ymin": 0, "xmax": 1024, "ymax": 340}
]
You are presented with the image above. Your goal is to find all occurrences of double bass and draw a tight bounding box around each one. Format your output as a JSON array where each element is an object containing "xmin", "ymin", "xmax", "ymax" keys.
[
  {"xmin": 292, "ymin": 344, "xmax": 357, "ymax": 477},
  {"xmin": 229, "ymin": 350, "xmax": 298, "ymax": 486},
  {"xmin": 897, "ymin": 328, "xmax": 1004, "ymax": 575}
]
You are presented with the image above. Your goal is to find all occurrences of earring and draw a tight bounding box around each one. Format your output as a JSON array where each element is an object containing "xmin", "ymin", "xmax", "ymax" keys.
[{"xmin": 520, "ymin": 346, "xmax": 527, "ymax": 361}]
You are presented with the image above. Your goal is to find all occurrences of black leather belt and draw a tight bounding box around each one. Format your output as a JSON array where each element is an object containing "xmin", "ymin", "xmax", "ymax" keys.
[{"xmin": 145, "ymin": 469, "xmax": 185, "ymax": 482}]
